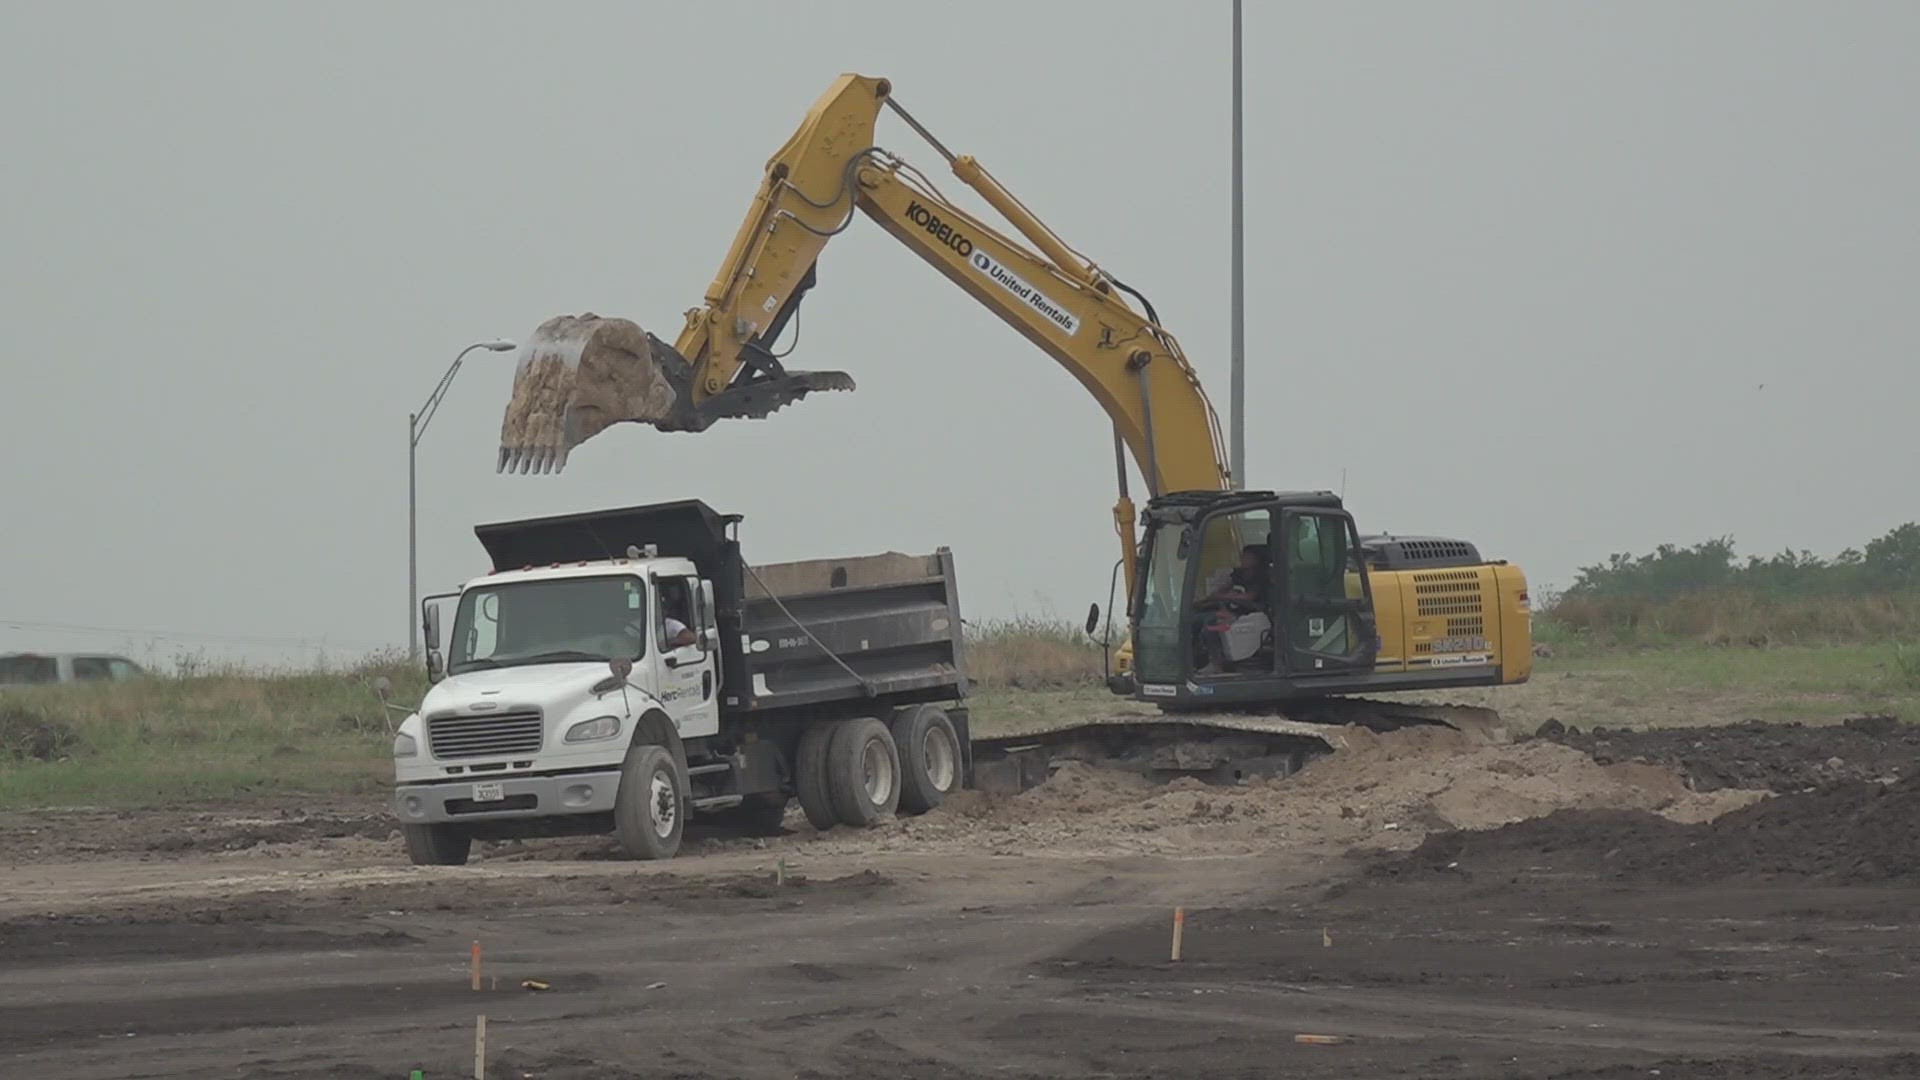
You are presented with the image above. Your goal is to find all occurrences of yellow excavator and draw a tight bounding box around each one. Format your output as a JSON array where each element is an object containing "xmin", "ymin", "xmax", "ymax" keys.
[{"xmin": 494, "ymin": 74, "xmax": 1531, "ymax": 767}]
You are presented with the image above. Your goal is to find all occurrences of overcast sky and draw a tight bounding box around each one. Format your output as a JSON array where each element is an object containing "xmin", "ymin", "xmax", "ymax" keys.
[{"xmin": 3, "ymin": 2, "xmax": 1916, "ymax": 667}]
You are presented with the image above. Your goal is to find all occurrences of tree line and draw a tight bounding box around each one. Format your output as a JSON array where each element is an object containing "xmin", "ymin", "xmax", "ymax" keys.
[{"xmin": 1561, "ymin": 523, "xmax": 1920, "ymax": 601}]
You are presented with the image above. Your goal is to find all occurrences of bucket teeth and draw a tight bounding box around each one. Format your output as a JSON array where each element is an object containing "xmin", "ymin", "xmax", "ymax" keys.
[{"xmin": 495, "ymin": 443, "xmax": 572, "ymax": 476}]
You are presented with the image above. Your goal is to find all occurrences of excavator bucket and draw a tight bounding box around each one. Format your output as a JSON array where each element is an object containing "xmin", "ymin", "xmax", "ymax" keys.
[
  {"xmin": 497, "ymin": 312, "xmax": 856, "ymax": 475},
  {"xmin": 496, "ymin": 314, "xmax": 684, "ymax": 475}
]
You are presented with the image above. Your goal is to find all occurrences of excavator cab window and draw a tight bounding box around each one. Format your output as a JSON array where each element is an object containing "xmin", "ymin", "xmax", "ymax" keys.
[
  {"xmin": 1131, "ymin": 523, "xmax": 1194, "ymax": 683},
  {"xmin": 1277, "ymin": 511, "xmax": 1378, "ymax": 674}
]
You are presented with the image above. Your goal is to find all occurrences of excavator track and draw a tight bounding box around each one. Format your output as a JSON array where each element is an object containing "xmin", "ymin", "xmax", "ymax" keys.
[{"xmin": 968, "ymin": 699, "xmax": 1507, "ymax": 795}]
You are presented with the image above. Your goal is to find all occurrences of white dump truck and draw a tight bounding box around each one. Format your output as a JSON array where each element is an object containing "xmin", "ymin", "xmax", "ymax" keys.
[{"xmin": 389, "ymin": 499, "xmax": 971, "ymax": 864}]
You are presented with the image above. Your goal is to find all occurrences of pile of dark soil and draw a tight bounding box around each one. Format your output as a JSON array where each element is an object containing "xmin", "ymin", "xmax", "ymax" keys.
[
  {"xmin": 1524, "ymin": 1055, "xmax": 1920, "ymax": 1079},
  {"xmin": 1389, "ymin": 775, "xmax": 1919, "ymax": 885},
  {"xmin": 1533, "ymin": 715, "xmax": 1916, "ymax": 792}
]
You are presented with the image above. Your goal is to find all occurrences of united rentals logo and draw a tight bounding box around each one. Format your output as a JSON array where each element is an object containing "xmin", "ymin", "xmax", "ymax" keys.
[
  {"xmin": 967, "ymin": 249, "xmax": 1080, "ymax": 337},
  {"xmin": 903, "ymin": 200, "xmax": 1080, "ymax": 337}
]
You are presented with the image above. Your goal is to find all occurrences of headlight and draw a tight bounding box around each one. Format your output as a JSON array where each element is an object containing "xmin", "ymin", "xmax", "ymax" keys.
[
  {"xmin": 565, "ymin": 715, "xmax": 622, "ymax": 743},
  {"xmin": 393, "ymin": 732, "xmax": 418, "ymax": 758}
]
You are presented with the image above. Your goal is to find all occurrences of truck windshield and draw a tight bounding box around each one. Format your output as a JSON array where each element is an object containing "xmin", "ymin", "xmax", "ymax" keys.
[
  {"xmin": 448, "ymin": 575, "xmax": 646, "ymax": 676},
  {"xmin": 1132, "ymin": 523, "xmax": 1191, "ymax": 682}
]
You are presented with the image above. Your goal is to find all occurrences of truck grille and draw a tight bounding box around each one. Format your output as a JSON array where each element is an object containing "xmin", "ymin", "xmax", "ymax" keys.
[{"xmin": 428, "ymin": 712, "xmax": 543, "ymax": 759}]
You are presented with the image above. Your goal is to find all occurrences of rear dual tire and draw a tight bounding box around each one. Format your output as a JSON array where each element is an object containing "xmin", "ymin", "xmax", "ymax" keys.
[
  {"xmin": 891, "ymin": 705, "xmax": 961, "ymax": 815},
  {"xmin": 796, "ymin": 717, "xmax": 905, "ymax": 830},
  {"xmin": 827, "ymin": 718, "xmax": 902, "ymax": 827}
]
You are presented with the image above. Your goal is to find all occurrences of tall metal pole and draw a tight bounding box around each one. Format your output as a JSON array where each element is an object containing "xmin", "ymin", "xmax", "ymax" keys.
[
  {"xmin": 1230, "ymin": 0, "xmax": 1246, "ymax": 490},
  {"xmin": 407, "ymin": 339, "xmax": 516, "ymax": 661},
  {"xmin": 408, "ymin": 413, "xmax": 419, "ymax": 661}
]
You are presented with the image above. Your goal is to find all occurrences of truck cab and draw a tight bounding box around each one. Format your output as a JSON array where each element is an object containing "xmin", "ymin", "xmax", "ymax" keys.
[{"xmin": 395, "ymin": 553, "xmax": 719, "ymax": 848}]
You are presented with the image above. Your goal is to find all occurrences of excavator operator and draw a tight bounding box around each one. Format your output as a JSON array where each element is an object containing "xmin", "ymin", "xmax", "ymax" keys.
[{"xmin": 1193, "ymin": 545, "xmax": 1271, "ymax": 674}]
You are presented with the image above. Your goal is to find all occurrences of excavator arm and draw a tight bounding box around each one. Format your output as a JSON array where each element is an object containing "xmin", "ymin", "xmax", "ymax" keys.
[{"xmin": 496, "ymin": 73, "xmax": 1230, "ymax": 594}]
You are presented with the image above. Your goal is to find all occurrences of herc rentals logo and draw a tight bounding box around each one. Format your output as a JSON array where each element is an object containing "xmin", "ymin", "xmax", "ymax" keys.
[{"xmin": 968, "ymin": 249, "xmax": 1081, "ymax": 337}]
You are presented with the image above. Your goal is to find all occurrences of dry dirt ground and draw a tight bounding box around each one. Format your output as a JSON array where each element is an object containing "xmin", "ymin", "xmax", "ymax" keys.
[{"xmin": 3, "ymin": 719, "xmax": 1917, "ymax": 1080}]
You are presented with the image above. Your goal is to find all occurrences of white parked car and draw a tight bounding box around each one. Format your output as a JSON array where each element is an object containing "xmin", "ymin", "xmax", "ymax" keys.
[{"xmin": 0, "ymin": 652, "xmax": 147, "ymax": 685}]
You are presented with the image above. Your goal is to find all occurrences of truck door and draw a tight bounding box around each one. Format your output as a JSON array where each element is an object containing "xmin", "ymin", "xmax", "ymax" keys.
[
  {"xmin": 1276, "ymin": 510, "xmax": 1379, "ymax": 676},
  {"xmin": 652, "ymin": 575, "xmax": 719, "ymax": 738}
]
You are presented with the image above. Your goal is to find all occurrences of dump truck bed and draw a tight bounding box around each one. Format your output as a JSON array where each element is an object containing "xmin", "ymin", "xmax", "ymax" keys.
[{"xmin": 730, "ymin": 550, "xmax": 967, "ymax": 714}]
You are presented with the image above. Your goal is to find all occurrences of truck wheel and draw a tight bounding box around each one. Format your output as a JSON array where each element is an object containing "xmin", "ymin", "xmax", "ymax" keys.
[
  {"xmin": 891, "ymin": 705, "xmax": 961, "ymax": 815},
  {"xmin": 795, "ymin": 722, "xmax": 839, "ymax": 831},
  {"xmin": 826, "ymin": 717, "xmax": 902, "ymax": 827},
  {"xmin": 402, "ymin": 823, "xmax": 471, "ymax": 866},
  {"xmin": 613, "ymin": 744, "xmax": 685, "ymax": 860}
]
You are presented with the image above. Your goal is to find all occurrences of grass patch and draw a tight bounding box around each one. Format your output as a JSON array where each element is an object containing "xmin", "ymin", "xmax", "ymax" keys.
[
  {"xmin": 966, "ymin": 685, "xmax": 1152, "ymax": 739},
  {"xmin": 1414, "ymin": 642, "xmax": 1920, "ymax": 732},
  {"xmin": 964, "ymin": 614, "xmax": 1107, "ymax": 688},
  {"xmin": 5, "ymin": 628, "xmax": 1912, "ymax": 811},
  {"xmin": 0, "ymin": 654, "xmax": 416, "ymax": 811},
  {"xmin": 0, "ymin": 626, "xmax": 1119, "ymax": 811},
  {"xmin": 1542, "ymin": 592, "xmax": 1920, "ymax": 648}
]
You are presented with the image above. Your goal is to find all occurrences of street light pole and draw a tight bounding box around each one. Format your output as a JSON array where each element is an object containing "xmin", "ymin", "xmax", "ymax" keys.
[
  {"xmin": 409, "ymin": 339, "xmax": 517, "ymax": 660},
  {"xmin": 1230, "ymin": 0, "xmax": 1246, "ymax": 490}
]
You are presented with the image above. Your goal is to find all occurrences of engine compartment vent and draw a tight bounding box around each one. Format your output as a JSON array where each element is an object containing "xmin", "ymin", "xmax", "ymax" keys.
[{"xmin": 1361, "ymin": 535, "xmax": 1484, "ymax": 571}]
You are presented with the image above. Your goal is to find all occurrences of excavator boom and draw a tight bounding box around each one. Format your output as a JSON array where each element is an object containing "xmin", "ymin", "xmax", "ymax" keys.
[{"xmin": 495, "ymin": 73, "xmax": 1228, "ymax": 594}]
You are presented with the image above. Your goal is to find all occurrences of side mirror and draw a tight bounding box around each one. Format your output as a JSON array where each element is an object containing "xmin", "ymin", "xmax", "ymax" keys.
[
  {"xmin": 595, "ymin": 656, "xmax": 634, "ymax": 695},
  {"xmin": 424, "ymin": 603, "xmax": 443, "ymax": 653},
  {"xmin": 371, "ymin": 676, "xmax": 408, "ymax": 733},
  {"xmin": 1084, "ymin": 603, "xmax": 1101, "ymax": 637},
  {"xmin": 701, "ymin": 626, "xmax": 720, "ymax": 653},
  {"xmin": 425, "ymin": 649, "xmax": 444, "ymax": 683}
]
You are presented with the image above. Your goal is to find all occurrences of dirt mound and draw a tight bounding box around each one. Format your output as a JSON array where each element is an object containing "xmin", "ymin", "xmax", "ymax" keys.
[
  {"xmin": 1390, "ymin": 776, "xmax": 1918, "ymax": 885},
  {"xmin": 1535, "ymin": 715, "xmax": 1917, "ymax": 792},
  {"xmin": 793, "ymin": 723, "xmax": 1762, "ymax": 859}
]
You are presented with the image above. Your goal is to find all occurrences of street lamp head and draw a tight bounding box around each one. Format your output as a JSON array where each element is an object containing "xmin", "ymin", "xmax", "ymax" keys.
[{"xmin": 481, "ymin": 339, "xmax": 518, "ymax": 353}]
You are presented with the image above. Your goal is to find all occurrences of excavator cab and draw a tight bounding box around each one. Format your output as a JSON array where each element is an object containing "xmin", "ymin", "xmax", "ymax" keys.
[
  {"xmin": 1113, "ymin": 489, "xmax": 1531, "ymax": 712},
  {"xmin": 1120, "ymin": 490, "xmax": 1385, "ymax": 709}
]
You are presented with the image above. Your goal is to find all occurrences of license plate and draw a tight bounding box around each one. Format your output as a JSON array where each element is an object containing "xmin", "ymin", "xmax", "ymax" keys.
[{"xmin": 471, "ymin": 782, "xmax": 505, "ymax": 803}]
